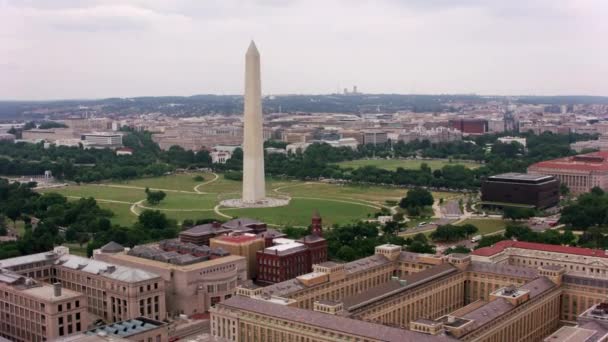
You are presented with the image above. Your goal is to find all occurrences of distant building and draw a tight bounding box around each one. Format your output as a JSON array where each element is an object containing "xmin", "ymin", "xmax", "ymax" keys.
[
  {"xmin": 82, "ymin": 132, "xmax": 123, "ymax": 148},
  {"xmin": 286, "ymin": 142, "xmax": 311, "ymax": 154},
  {"xmin": 528, "ymin": 151, "xmax": 608, "ymax": 194},
  {"xmin": 0, "ymin": 133, "xmax": 15, "ymax": 142},
  {"xmin": 362, "ymin": 130, "xmax": 388, "ymax": 145},
  {"xmin": 211, "ymin": 150, "xmax": 231, "ymax": 163},
  {"xmin": 497, "ymin": 136, "xmax": 526, "ymax": 148},
  {"xmin": 115, "ymin": 147, "xmax": 133, "ymax": 156},
  {"xmin": 481, "ymin": 173, "xmax": 559, "ymax": 209},
  {"xmin": 323, "ymin": 138, "xmax": 359, "ymax": 150},
  {"xmin": 570, "ymin": 135, "xmax": 608, "ymax": 152},
  {"xmin": 264, "ymin": 147, "xmax": 287, "ymax": 155},
  {"xmin": 449, "ymin": 119, "xmax": 488, "ymax": 135}
]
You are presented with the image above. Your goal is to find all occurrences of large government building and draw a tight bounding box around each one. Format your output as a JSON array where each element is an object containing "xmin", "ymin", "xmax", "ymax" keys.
[
  {"xmin": 211, "ymin": 243, "xmax": 608, "ymax": 342},
  {"xmin": 528, "ymin": 151, "xmax": 608, "ymax": 194}
]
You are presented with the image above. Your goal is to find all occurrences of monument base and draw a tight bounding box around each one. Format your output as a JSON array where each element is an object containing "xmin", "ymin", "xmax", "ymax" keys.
[{"xmin": 220, "ymin": 197, "xmax": 290, "ymax": 208}]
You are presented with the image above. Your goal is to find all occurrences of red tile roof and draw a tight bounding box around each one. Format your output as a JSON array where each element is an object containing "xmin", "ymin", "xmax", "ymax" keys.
[
  {"xmin": 472, "ymin": 240, "xmax": 608, "ymax": 258},
  {"xmin": 528, "ymin": 151, "xmax": 608, "ymax": 172}
]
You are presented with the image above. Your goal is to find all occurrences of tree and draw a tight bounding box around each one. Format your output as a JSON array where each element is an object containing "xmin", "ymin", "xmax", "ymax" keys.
[
  {"xmin": 193, "ymin": 175, "xmax": 205, "ymax": 182},
  {"xmin": 283, "ymin": 226, "xmax": 309, "ymax": 239},
  {"xmin": 399, "ymin": 188, "xmax": 434, "ymax": 209},
  {"xmin": 503, "ymin": 207, "xmax": 535, "ymax": 221},
  {"xmin": 382, "ymin": 221, "xmax": 400, "ymax": 236},
  {"xmin": 444, "ymin": 245, "xmax": 471, "ymax": 255},
  {"xmin": 145, "ymin": 188, "xmax": 166, "ymax": 205},
  {"xmin": 336, "ymin": 245, "xmax": 357, "ymax": 261},
  {"xmin": 5, "ymin": 205, "xmax": 20, "ymax": 229},
  {"xmin": 475, "ymin": 234, "xmax": 507, "ymax": 249},
  {"xmin": 560, "ymin": 183, "xmax": 570, "ymax": 196}
]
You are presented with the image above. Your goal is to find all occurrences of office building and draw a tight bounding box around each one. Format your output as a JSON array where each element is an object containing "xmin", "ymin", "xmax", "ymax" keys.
[
  {"xmin": 256, "ymin": 213, "xmax": 327, "ymax": 284},
  {"xmin": 449, "ymin": 119, "xmax": 488, "ymax": 135},
  {"xmin": 528, "ymin": 151, "xmax": 608, "ymax": 194},
  {"xmin": 94, "ymin": 241, "xmax": 246, "ymax": 317},
  {"xmin": 213, "ymin": 242, "xmax": 608, "ymax": 341},
  {"xmin": 81, "ymin": 132, "xmax": 123, "ymax": 148},
  {"xmin": 480, "ymin": 172, "xmax": 560, "ymax": 209},
  {"xmin": 210, "ymin": 234, "xmax": 266, "ymax": 279},
  {"xmin": 0, "ymin": 246, "xmax": 166, "ymax": 323},
  {"xmin": 362, "ymin": 130, "xmax": 388, "ymax": 145},
  {"xmin": 0, "ymin": 270, "xmax": 88, "ymax": 341}
]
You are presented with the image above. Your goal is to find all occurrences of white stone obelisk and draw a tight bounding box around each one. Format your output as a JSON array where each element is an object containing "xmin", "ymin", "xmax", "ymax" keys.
[{"xmin": 242, "ymin": 41, "xmax": 266, "ymax": 203}]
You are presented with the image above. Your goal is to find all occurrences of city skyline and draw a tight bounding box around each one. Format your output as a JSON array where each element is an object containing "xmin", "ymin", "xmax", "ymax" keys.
[{"xmin": 1, "ymin": 0, "xmax": 607, "ymax": 100}]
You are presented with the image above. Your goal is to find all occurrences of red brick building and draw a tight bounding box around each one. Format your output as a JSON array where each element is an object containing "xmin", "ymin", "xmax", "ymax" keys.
[
  {"xmin": 256, "ymin": 213, "xmax": 328, "ymax": 284},
  {"xmin": 449, "ymin": 118, "xmax": 488, "ymax": 134}
]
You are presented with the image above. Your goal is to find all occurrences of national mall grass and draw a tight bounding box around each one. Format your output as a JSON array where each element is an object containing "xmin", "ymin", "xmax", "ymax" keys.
[
  {"xmin": 40, "ymin": 173, "xmax": 453, "ymax": 227},
  {"xmin": 335, "ymin": 158, "xmax": 481, "ymax": 171}
]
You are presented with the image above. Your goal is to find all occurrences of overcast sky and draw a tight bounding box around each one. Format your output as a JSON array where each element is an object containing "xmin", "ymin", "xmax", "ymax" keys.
[{"xmin": 1, "ymin": 0, "xmax": 607, "ymax": 100}]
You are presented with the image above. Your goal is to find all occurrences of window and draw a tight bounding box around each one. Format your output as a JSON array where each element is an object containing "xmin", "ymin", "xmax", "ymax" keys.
[
  {"xmin": 58, "ymin": 317, "xmax": 63, "ymax": 325},
  {"xmin": 58, "ymin": 304, "xmax": 63, "ymax": 312},
  {"xmin": 75, "ymin": 300, "xmax": 79, "ymax": 308}
]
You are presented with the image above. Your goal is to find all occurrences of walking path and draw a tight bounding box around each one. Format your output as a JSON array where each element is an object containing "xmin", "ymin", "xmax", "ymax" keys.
[{"xmin": 194, "ymin": 173, "xmax": 219, "ymax": 193}]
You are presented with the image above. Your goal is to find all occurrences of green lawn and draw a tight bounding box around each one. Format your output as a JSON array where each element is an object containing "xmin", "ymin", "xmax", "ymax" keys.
[
  {"xmin": 335, "ymin": 158, "xmax": 480, "ymax": 171},
  {"xmin": 40, "ymin": 185, "xmax": 144, "ymax": 203},
  {"xmin": 38, "ymin": 173, "xmax": 460, "ymax": 229},
  {"xmin": 147, "ymin": 193, "xmax": 219, "ymax": 210},
  {"xmin": 456, "ymin": 218, "xmax": 507, "ymax": 235},
  {"xmin": 98, "ymin": 202, "xmax": 139, "ymax": 226},
  {"xmin": 224, "ymin": 198, "xmax": 377, "ymax": 227},
  {"xmin": 111, "ymin": 173, "xmax": 212, "ymax": 191}
]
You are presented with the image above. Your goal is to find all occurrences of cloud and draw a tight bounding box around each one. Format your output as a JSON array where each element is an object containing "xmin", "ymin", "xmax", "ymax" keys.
[{"xmin": 0, "ymin": 0, "xmax": 607, "ymax": 99}]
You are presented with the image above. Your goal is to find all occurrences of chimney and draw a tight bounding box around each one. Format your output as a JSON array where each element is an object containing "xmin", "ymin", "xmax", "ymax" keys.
[{"xmin": 53, "ymin": 282, "xmax": 62, "ymax": 297}]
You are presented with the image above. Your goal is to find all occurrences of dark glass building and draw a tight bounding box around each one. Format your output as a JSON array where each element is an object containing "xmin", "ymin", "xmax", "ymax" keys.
[{"xmin": 481, "ymin": 172, "xmax": 559, "ymax": 209}]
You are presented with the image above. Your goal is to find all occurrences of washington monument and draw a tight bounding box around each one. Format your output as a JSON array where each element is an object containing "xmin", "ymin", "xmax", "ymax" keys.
[{"xmin": 242, "ymin": 41, "xmax": 266, "ymax": 203}]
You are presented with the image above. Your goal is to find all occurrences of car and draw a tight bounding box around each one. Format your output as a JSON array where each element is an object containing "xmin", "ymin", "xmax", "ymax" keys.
[{"xmin": 417, "ymin": 222, "xmax": 427, "ymax": 227}]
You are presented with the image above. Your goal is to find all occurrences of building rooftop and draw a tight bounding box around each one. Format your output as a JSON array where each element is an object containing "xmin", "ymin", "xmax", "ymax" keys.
[
  {"xmin": 218, "ymin": 296, "xmax": 453, "ymax": 342},
  {"xmin": 106, "ymin": 252, "xmax": 244, "ymax": 272},
  {"xmin": 214, "ymin": 235, "xmax": 261, "ymax": 244},
  {"xmin": 261, "ymin": 254, "xmax": 394, "ymax": 298},
  {"xmin": 100, "ymin": 241, "xmax": 125, "ymax": 254},
  {"xmin": 467, "ymin": 261, "xmax": 539, "ymax": 279},
  {"xmin": 0, "ymin": 251, "xmax": 58, "ymax": 269},
  {"xmin": 56, "ymin": 254, "xmax": 160, "ymax": 283},
  {"xmin": 529, "ymin": 151, "xmax": 608, "ymax": 172},
  {"xmin": 263, "ymin": 242, "xmax": 307, "ymax": 255},
  {"xmin": 86, "ymin": 317, "xmax": 166, "ymax": 338},
  {"xmin": 22, "ymin": 284, "xmax": 83, "ymax": 302},
  {"xmin": 342, "ymin": 263, "xmax": 458, "ymax": 311},
  {"xmin": 471, "ymin": 240, "xmax": 608, "ymax": 259},
  {"xmin": 223, "ymin": 218, "xmax": 265, "ymax": 231},
  {"xmin": 487, "ymin": 172, "xmax": 555, "ymax": 183},
  {"xmin": 180, "ymin": 223, "xmax": 231, "ymax": 237}
]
